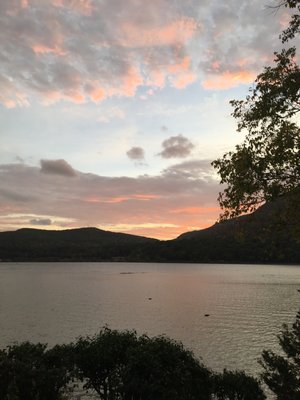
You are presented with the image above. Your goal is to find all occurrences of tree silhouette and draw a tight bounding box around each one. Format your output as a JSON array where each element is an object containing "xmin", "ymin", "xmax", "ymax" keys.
[{"xmin": 213, "ymin": 1, "xmax": 300, "ymax": 219}]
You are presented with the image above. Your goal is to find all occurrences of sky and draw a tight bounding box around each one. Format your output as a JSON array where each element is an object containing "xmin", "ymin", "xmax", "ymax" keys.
[{"xmin": 0, "ymin": 0, "xmax": 291, "ymax": 239}]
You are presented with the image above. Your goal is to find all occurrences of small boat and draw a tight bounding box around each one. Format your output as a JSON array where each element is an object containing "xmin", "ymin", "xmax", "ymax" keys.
[{"xmin": 204, "ymin": 314, "xmax": 210, "ymax": 317}]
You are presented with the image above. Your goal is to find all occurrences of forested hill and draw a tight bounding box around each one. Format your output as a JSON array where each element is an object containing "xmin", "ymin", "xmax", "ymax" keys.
[
  {"xmin": 0, "ymin": 227, "xmax": 157, "ymax": 262},
  {"xmin": 0, "ymin": 197, "xmax": 300, "ymax": 263},
  {"xmin": 160, "ymin": 197, "xmax": 300, "ymax": 264}
]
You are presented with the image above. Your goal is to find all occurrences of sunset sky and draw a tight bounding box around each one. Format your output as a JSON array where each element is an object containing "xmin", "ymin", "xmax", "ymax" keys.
[{"xmin": 0, "ymin": 0, "xmax": 291, "ymax": 239}]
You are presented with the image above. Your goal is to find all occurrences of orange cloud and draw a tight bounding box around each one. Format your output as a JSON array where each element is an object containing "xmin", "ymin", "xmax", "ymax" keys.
[
  {"xmin": 202, "ymin": 70, "xmax": 256, "ymax": 90},
  {"xmin": 121, "ymin": 18, "xmax": 197, "ymax": 48}
]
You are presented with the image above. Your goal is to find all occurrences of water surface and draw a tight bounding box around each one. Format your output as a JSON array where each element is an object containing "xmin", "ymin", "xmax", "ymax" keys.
[{"xmin": 0, "ymin": 262, "xmax": 299, "ymax": 376}]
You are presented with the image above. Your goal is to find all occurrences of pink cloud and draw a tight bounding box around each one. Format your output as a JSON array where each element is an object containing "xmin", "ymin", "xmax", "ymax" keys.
[
  {"xmin": 86, "ymin": 83, "xmax": 106, "ymax": 102},
  {"xmin": 52, "ymin": 0, "xmax": 92, "ymax": 15},
  {"xmin": 120, "ymin": 17, "xmax": 197, "ymax": 48},
  {"xmin": 171, "ymin": 71, "xmax": 196, "ymax": 89},
  {"xmin": 147, "ymin": 70, "xmax": 166, "ymax": 88},
  {"xmin": 32, "ymin": 44, "xmax": 66, "ymax": 56},
  {"xmin": 202, "ymin": 70, "xmax": 256, "ymax": 90},
  {"xmin": 40, "ymin": 89, "xmax": 85, "ymax": 105},
  {"xmin": 146, "ymin": 56, "xmax": 196, "ymax": 90},
  {"xmin": 108, "ymin": 66, "xmax": 144, "ymax": 97},
  {"xmin": 167, "ymin": 56, "xmax": 197, "ymax": 88},
  {"xmin": 171, "ymin": 206, "xmax": 220, "ymax": 215},
  {"xmin": 85, "ymin": 194, "xmax": 161, "ymax": 204},
  {"xmin": 65, "ymin": 90, "xmax": 85, "ymax": 103}
]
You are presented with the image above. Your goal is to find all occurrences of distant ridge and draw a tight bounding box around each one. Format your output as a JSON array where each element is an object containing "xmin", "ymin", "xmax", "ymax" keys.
[
  {"xmin": 0, "ymin": 227, "xmax": 156, "ymax": 262},
  {"xmin": 0, "ymin": 197, "xmax": 299, "ymax": 263},
  {"xmin": 166, "ymin": 197, "xmax": 300, "ymax": 263}
]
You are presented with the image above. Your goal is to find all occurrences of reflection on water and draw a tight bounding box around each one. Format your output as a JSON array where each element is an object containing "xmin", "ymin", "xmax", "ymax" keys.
[{"xmin": 0, "ymin": 262, "xmax": 299, "ymax": 376}]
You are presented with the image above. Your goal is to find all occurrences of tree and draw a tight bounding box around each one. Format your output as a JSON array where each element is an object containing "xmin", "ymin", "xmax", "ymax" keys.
[
  {"xmin": 73, "ymin": 329, "xmax": 212, "ymax": 400},
  {"xmin": 73, "ymin": 328, "xmax": 138, "ymax": 400},
  {"xmin": 123, "ymin": 335, "xmax": 212, "ymax": 400},
  {"xmin": 279, "ymin": 1, "xmax": 300, "ymax": 42},
  {"xmin": 212, "ymin": 1, "xmax": 300, "ymax": 219},
  {"xmin": 260, "ymin": 311, "xmax": 300, "ymax": 399},
  {"xmin": 0, "ymin": 342, "xmax": 72, "ymax": 400},
  {"xmin": 212, "ymin": 369, "xmax": 266, "ymax": 400},
  {"xmin": 0, "ymin": 331, "xmax": 268, "ymax": 400}
]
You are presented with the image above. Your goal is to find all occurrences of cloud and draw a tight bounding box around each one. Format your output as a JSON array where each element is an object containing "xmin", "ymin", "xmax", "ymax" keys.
[
  {"xmin": 0, "ymin": 161, "xmax": 220, "ymax": 239},
  {"xmin": 126, "ymin": 147, "xmax": 145, "ymax": 161},
  {"xmin": 202, "ymin": 70, "xmax": 256, "ymax": 90},
  {"xmin": 162, "ymin": 159, "xmax": 214, "ymax": 179},
  {"xmin": 0, "ymin": 188, "xmax": 34, "ymax": 202},
  {"xmin": 30, "ymin": 218, "xmax": 52, "ymax": 225},
  {"xmin": 0, "ymin": 212, "xmax": 75, "ymax": 231},
  {"xmin": 40, "ymin": 159, "xmax": 77, "ymax": 177},
  {"xmin": 158, "ymin": 135, "xmax": 194, "ymax": 159},
  {"xmin": 0, "ymin": 0, "xmax": 288, "ymax": 107}
]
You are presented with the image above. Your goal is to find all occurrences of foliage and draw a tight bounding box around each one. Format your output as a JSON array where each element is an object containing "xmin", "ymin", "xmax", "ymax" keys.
[
  {"xmin": 279, "ymin": 0, "xmax": 300, "ymax": 42},
  {"xmin": 260, "ymin": 311, "xmax": 300, "ymax": 399},
  {"xmin": 73, "ymin": 329, "xmax": 212, "ymax": 400},
  {"xmin": 212, "ymin": 369, "xmax": 266, "ymax": 400},
  {"xmin": 212, "ymin": 1, "xmax": 300, "ymax": 219},
  {"xmin": 0, "ymin": 329, "xmax": 272, "ymax": 400},
  {"xmin": 0, "ymin": 342, "xmax": 72, "ymax": 400},
  {"xmin": 73, "ymin": 328, "xmax": 138, "ymax": 399},
  {"xmin": 123, "ymin": 335, "xmax": 211, "ymax": 400}
]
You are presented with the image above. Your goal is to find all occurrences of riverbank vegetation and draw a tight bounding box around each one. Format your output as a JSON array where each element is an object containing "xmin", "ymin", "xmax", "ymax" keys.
[{"xmin": 1, "ymin": 311, "xmax": 300, "ymax": 399}]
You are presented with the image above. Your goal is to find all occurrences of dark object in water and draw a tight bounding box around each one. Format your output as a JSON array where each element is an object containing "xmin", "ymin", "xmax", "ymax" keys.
[
  {"xmin": 148, "ymin": 297, "xmax": 152, "ymax": 300},
  {"xmin": 298, "ymin": 289, "xmax": 300, "ymax": 292},
  {"xmin": 204, "ymin": 314, "xmax": 210, "ymax": 317}
]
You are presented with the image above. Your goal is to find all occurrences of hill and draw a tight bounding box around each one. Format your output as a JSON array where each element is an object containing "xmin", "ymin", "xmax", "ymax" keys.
[
  {"xmin": 152, "ymin": 197, "xmax": 300, "ymax": 263},
  {"xmin": 0, "ymin": 227, "xmax": 156, "ymax": 262},
  {"xmin": 0, "ymin": 197, "xmax": 299, "ymax": 263}
]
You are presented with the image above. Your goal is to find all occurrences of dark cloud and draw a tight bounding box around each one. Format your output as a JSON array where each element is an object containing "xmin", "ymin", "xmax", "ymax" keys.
[
  {"xmin": 30, "ymin": 218, "xmax": 52, "ymax": 226},
  {"xmin": 0, "ymin": 188, "xmax": 33, "ymax": 202},
  {"xmin": 126, "ymin": 147, "xmax": 145, "ymax": 161},
  {"xmin": 40, "ymin": 159, "xmax": 77, "ymax": 177},
  {"xmin": 0, "ymin": 161, "xmax": 222, "ymax": 237},
  {"xmin": 158, "ymin": 135, "xmax": 194, "ymax": 159}
]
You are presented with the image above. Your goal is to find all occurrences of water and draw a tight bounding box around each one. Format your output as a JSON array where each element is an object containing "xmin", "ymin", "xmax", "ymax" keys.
[{"xmin": 0, "ymin": 262, "xmax": 299, "ymax": 377}]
